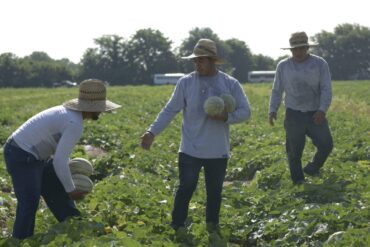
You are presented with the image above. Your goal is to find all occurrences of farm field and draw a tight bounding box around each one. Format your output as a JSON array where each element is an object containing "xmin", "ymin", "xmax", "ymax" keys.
[{"xmin": 0, "ymin": 81, "xmax": 369, "ymax": 246}]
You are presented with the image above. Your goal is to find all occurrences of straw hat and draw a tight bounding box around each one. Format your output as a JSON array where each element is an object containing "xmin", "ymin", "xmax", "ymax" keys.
[
  {"xmin": 181, "ymin": 38, "xmax": 224, "ymax": 64},
  {"xmin": 281, "ymin": 32, "xmax": 318, "ymax": 50},
  {"xmin": 63, "ymin": 79, "xmax": 121, "ymax": 112}
]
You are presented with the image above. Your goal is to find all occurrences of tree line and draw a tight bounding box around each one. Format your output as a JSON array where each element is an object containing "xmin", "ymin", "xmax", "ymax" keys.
[{"xmin": 0, "ymin": 24, "xmax": 369, "ymax": 87}]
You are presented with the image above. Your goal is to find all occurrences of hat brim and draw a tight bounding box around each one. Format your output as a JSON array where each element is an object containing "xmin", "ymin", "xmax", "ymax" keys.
[
  {"xmin": 281, "ymin": 42, "xmax": 318, "ymax": 50},
  {"xmin": 181, "ymin": 54, "xmax": 225, "ymax": 64},
  {"xmin": 63, "ymin": 99, "xmax": 121, "ymax": 112}
]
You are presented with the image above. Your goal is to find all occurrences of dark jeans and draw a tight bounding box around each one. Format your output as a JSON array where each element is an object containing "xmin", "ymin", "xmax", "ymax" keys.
[
  {"xmin": 171, "ymin": 152, "xmax": 228, "ymax": 229},
  {"xmin": 3, "ymin": 139, "xmax": 80, "ymax": 239},
  {"xmin": 284, "ymin": 108, "xmax": 333, "ymax": 183}
]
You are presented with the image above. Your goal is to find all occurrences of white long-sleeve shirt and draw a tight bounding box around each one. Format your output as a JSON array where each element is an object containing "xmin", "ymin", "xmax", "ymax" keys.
[
  {"xmin": 11, "ymin": 105, "xmax": 83, "ymax": 192},
  {"xmin": 149, "ymin": 71, "xmax": 251, "ymax": 159},
  {"xmin": 269, "ymin": 54, "xmax": 332, "ymax": 113}
]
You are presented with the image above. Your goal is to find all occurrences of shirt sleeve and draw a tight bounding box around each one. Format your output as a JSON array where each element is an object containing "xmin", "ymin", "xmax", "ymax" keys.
[
  {"xmin": 318, "ymin": 60, "xmax": 332, "ymax": 112},
  {"xmin": 227, "ymin": 80, "xmax": 251, "ymax": 124},
  {"xmin": 148, "ymin": 81, "xmax": 184, "ymax": 135},
  {"xmin": 53, "ymin": 121, "xmax": 83, "ymax": 192},
  {"xmin": 269, "ymin": 65, "xmax": 283, "ymax": 113}
]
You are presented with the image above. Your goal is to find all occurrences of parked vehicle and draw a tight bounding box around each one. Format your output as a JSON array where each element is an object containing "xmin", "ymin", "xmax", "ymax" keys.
[
  {"xmin": 247, "ymin": 71, "xmax": 275, "ymax": 83},
  {"xmin": 153, "ymin": 73, "xmax": 184, "ymax": 85},
  {"xmin": 53, "ymin": 80, "xmax": 77, "ymax": 87}
]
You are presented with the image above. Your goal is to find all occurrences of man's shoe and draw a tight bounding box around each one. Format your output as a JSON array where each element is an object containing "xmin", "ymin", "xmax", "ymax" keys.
[
  {"xmin": 174, "ymin": 226, "xmax": 187, "ymax": 240},
  {"xmin": 209, "ymin": 232, "xmax": 226, "ymax": 247},
  {"xmin": 174, "ymin": 227, "xmax": 195, "ymax": 245},
  {"xmin": 207, "ymin": 223, "xmax": 226, "ymax": 247},
  {"xmin": 206, "ymin": 222, "xmax": 220, "ymax": 233},
  {"xmin": 303, "ymin": 163, "xmax": 320, "ymax": 176}
]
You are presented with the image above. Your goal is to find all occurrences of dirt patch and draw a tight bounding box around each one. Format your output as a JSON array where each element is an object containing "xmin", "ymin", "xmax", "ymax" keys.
[{"xmin": 84, "ymin": 145, "xmax": 107, "ymax": 158}]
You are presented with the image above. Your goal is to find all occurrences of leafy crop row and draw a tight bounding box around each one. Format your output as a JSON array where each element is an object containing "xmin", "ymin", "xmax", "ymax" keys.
[{"xmin": 0, "ymin": 81, "xmax": 369, "ymax": 246}]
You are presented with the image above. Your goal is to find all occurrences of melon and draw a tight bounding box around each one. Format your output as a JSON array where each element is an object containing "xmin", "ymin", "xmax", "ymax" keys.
[
  {"xmin": 204, "ymin": 96, "xmax": 225, "ymax": 116},
  {"xmin": 72, "ymin": 174, "xmax": 94, "ymax": 193},
  {"xmin": 69, "ymin": 158, "xmax": 93, "ymax": 176},
  {"xmin": 220, "ymin": 94, "xmax": 236, "ymax": 112}
]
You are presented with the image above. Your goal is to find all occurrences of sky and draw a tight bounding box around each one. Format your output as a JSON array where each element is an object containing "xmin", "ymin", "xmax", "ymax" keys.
[{"xmin": 1, "ymin": 0, "xmax": 369, "ymax": 63}]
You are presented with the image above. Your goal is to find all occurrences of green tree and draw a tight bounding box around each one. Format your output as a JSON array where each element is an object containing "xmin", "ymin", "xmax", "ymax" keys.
[
  {"xmin": 252, "ymin": 54, "xmax": 275, "ymax": 71},
  {"xmin": 178, "ymin": 27, "xmax": 232, "ymax": 73},
  {"xmin": 126, "ymin": 28, "xmax": 178, "ymax": 84},
  {"xmin": 0, "ymin": 53, "xmax": 22, "ymax": 87},
  {"xmin": 25, "ymin": 51, "xmax": 52, "ymax": 62},
  {"xmin": 0, "ymin": 52, "xmax": 77, "ymax": 87},
  {"xmin": 225, "ymin": 39, "xmax": 254, "ymax": 83},
  {"xmin": 57, "ymin": 58, "xmax": 81, "ymax": 80},
  {"xmin": 312, "ymin": 23, "xmax": 370, "ymax": 80},
  {"xmin": 80, "ymin": 48, "xmax": 103, "ymax": 80},
  {"xmin": 80, "ymin": 35, "xmax": 128, "ymax": 84}
]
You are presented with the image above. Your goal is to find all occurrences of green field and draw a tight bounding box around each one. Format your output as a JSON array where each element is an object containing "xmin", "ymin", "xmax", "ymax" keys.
[{"xmin": 0, "ymin": 81, "xmax": 369, "ymax": 246}]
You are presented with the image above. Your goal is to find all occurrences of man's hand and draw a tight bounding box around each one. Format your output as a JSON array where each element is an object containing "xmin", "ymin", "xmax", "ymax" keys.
[
  {"xmin": 208, "ymin": 110, "xmax": 228, "ymax": 122},
  {"xmin": 269, "ymin": 112, "xmax": 277, "ymax": 126},
  {"xmin": 68, "ymin": 190, "xmax": 87, "ymax": 201},
  {"xmin": 313, "ymin": 110, "xmax": 326, "ymax": 125},
  {"xmin": 141, "ymin": 131, "xmax": 155, "ymax": 150}
]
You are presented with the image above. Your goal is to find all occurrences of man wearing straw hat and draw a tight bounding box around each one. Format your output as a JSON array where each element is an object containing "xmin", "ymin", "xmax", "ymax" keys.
[
  {"xmin": 3, "ymin": 79, "xmax": 120, "ymax": 239},
  {"xmin": 141, "ymin": 38, "xmax": 251, "ymax": 240},
  {"xmin": 269, "ymin": 32, "xmax": 333, "ymax": 184}
]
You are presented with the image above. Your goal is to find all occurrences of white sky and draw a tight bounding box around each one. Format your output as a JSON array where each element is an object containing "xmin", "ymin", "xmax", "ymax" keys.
[{"xmin": 1, "ymin": 0, "xmax": 369, "ymax": 63}]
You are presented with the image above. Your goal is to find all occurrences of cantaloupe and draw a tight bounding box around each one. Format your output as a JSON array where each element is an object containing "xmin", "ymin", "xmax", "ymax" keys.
[
  {"xmin": 72, "ymin": 174, "xmax": 94, "ymax": 193},
  {"xmin": 204, "ymin": 96, "xmax": 224, "ymax": 116},
  {"xmin": 69, "ymin": 158, "xmax": 93, "ymax": 176},
  {"xmin": 220, "ymin": 94, "xmax": 236, "ymax": 112}
]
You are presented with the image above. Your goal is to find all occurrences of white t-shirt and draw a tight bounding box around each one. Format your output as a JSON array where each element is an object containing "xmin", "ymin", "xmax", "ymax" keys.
[{"xmin": 12, "ymin": 105, "xmax": 83, "ymax": 192}]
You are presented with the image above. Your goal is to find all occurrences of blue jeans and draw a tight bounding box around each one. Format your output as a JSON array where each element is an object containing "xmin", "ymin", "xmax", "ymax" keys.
[
  {"xmin": 3, "ymin": 139, "xmax": 80, "ymax": 239},
  {"xmin": 284, "ymin": 108, "xmax": 333, "ymax": 183},
  {"xmin": 171, "ymin": 152, "xmax": 228, "ymax": 229}
]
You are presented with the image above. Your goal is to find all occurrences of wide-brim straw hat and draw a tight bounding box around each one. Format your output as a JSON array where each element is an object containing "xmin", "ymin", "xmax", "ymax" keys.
[
  {"xmin": 63, "ymin": 79, "xmax": 121, "ymax": 112},
  {"xmin": 181, "ymin": 38, "xmax": 225, "ymax": 64},
  {"xmin": 281, "ymin": 32, "xmax": 318, "ymax": 50}
]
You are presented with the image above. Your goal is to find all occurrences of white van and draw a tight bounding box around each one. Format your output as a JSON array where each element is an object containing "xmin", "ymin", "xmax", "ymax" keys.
[
  {"xmin": 247, "ymin": 71, "xmax": 275, "ymax": 83},
  {"xmin": 153, "ymin": 73, "xmax": 185, "ymax": 85}
]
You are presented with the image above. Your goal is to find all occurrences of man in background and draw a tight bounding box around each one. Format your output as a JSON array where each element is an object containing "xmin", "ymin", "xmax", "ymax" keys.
[{"xmin": 269, "ymin": 31, "xmax": 333, "ymax": 184}]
